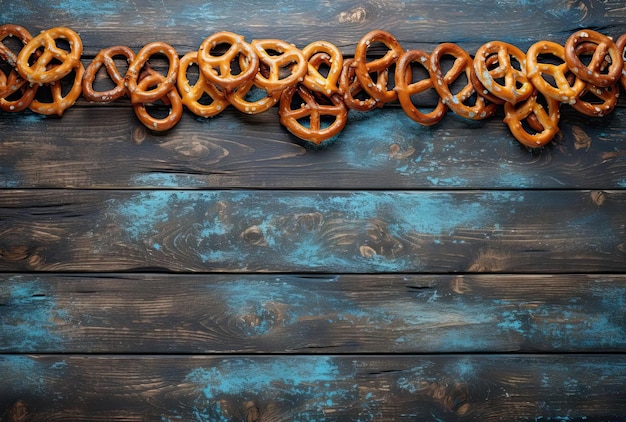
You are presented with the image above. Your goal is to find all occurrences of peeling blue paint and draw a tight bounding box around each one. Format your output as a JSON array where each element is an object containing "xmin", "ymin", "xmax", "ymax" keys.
[{"xmin": 0, "ymin": 278, "xmax": 65, "ymax": 352}]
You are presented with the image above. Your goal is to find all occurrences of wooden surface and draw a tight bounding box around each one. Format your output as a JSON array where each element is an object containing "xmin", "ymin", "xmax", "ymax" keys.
[{"xmin": 1, "ymin": 1, "xmax": 626, "ymax": 420}]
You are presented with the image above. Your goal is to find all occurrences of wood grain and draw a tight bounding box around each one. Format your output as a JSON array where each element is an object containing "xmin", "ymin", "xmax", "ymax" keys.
[
  {"xmin": 1, "ymin": 273, "xmax": 625, "ymax": 354},
  {"xmin": 0, "ymin": 189, "xmax": 624, "ymax": 273},
  {"xmin": 1, "ymin": 354, "xmax": 626, "ymax": 421}
]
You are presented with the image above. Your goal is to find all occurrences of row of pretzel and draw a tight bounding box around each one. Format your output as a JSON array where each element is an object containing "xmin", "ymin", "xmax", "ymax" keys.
[{"xmin": 1, "ymin": 24, "xmax": 625, "ymax": 148}]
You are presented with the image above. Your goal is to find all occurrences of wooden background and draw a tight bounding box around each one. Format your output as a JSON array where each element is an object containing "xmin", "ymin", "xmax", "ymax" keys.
[{"xmin": 1, "ymin": 0, "xmax": 626, "ymax": 420}]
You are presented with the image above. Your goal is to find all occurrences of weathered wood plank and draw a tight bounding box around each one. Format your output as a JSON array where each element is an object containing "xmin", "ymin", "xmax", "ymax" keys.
[
  {"xmin": 2, "ymin": 106, "xmax": 626, "ymax": 189},
  {"xmin": 1, "ymin": 190, "xmax": 624, "ymax": 273},
  {"xmin": 1, "ymin": 273, "xmax": 625, "ymax": 354},
  {"xmin": 2, "ymin": 0, "xmax": 625, "ymax": 54},
  {"xmin": 1, "ymin": 354, "xmax": 626, "ymax": 421}
]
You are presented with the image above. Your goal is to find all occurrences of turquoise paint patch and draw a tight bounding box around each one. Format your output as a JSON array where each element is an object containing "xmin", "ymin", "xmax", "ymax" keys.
[
  {"xmin": 182, "ymin": 357, "xmax": 373, "ymax": 421},
  {"xmin": 132, "ymin": 173, "xmax": 207, "ymax": 188},
  {"xmin": 47, "ymin": 0, "xmax": 120, "ymax": 18},
  {"xmin": 0, "ymin": 278, "xmax": 65, "ymax": 352}
]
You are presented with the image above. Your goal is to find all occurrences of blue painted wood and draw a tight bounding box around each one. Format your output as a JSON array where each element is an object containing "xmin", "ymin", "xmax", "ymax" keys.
[
  {"xmin": 0, "ymin": 190, "xmax": 624, "ymax": 273},
  {"xmin": 1, "ymin": 274, "xmax": 625, "ymax": 354}
]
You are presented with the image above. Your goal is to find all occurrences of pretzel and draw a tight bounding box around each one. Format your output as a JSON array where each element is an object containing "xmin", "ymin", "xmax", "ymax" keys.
[
  {"xmin": 469, "ymin": 53, "xmax": 505, "ymax": 105},
  {"xmin": 251, "ymin": 39, "xmax": 307, "ymax": 94},
  {"xmin": 177, "ymin": 51, "xmax": 229, "ymax": 118},
  {"xmin": 473, "ymin": 41, "xmax": 533, "ymax": 104},
  {"xmin": 503, "ymin": 89, "xmax": 561, "ymax": 148},
  {"xmin": 16, "ymin": 27, "xmax": 82, "ymax": 85},
  {"xmin": 564, "ymin": 29, "xmax": 623, "ymax": 88},
  {"xmin": 301, "ymin": 40, "xmax": 343, "ymax": 95},
  {"xmin": 28, "ymin": 63, "xmax": 84, "ymax": 116},
  {"xmin": 279, "ymin": 84, "xmax": 348, "ymax": 144},
  {"xmin": 133, "ymin": 68, "xmax": 183, "ymax": 131},
  {"xmin": 338, "ymin": 58, "xmax": 380, "ymax": 112},
  {"xmin": 0, "ymin": 24, "xmax": 36, "ymax": 112},
  {"xmin": 394, "ymin": 49, "xmax": 447, "ymax": 126},
  {"xmin": 125, "ymin": 41, "xmax": 179, "ymax": 104},
  {"xmin": 82, "ymin": 45, "xmax": 135, "ymax": 103},
  {"xmin": 526, "ymin": 40, "xmax": 586, "ymax": 104},
  {"xmin": 429, "ymin": 43, "xmax": 497, "ymax": 120},
  {"xmin": 197, "ymin": 31, "xmax": 259, "ymax": 92},
  {"xmin": 353, "ymin": 30, "xmax": 404, "ymax": 104},
  {"xmin": 615, "ymin": 33, "xmax": 626, "ymax": 91}
]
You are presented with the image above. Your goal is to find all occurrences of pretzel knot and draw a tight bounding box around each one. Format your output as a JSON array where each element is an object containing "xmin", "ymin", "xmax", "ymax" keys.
[
  {"xmin": 125, "ymin": 41, "xmax": 179, "ymax": 104},
  {"xmin": 177, "ymin": 51, "xmax": 229, "ymax": 118},
  {"xmin": 354, "ymin": 30, "xmax": 404, "ymax": 104},
  {"xmin": 83, "ymin": 46, "xmax": 136, "ymax": 103},
  {"xmin": 133, "ymin": 68, "xmax": 183, "ymax": 131},
  {"xmin": 473, "ymin": 41, "xmax": 533, "ymax": 104},
  {"xmin": 16, "ymin": 26, "xmax": 82, "ymax": 85},
  {"xmin": 394, "ymin": 49, "xmax": 447, "ymax": 126},
  {"xmin": 564, "ymin": 29, "xmax": 624, "ymax": 88},
  {"xmin": 429, "ymin": 43, "xmax": 496, "ymax": 120},
  {"xmin": 279, "ymin": 84, "xmax": 348, "ymax": 145},
  {"xmin": 0, "ymin": 24, "xmax": 37, "ymax": 112},
  {"xmin": 252, "ymin": 39, "xmax": 307, "ymax": 94},
  {"xmin": 301, "ymin": 40, "xmax": 343, "ymax": 95},
  {"xmin": 526, "ymin": 40, "xmax": 586, "ymax": 104},
  {"xmin": 503, "ymin": 90, "xmax": 561, "ymax": 148},
  {"xmin": 338, "ymin": 57, "xmax": 379, "ymax": 112},
  {"xmin": 197, "ymin": 31, "xmax": 259, "ymax": 92},
  {"xmin": 28, "ymin": 62, "xmax": 84, "ymax": 116}
]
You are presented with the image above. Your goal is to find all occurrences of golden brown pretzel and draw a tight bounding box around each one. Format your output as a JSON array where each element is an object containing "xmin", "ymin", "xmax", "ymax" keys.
[
  {"xmin": 252, "ymin": 39, "xmax": 307, "ymax": 94},
  {"xmin": 197, "ymin": 31, "xmax": 259, "ymax": 91},
  {"xmin": 615, "ymin": 33, "xmax": 626, "ymax": 91},
  {"xmin": 564, "ymin": 29, "xmax": 623, "ymax": 88},
  {"xmin": 28, "ymin": 62, "xmax": 84, "ymax": 116},
  {"xmin": 16, "ymin": 26, "xmax": 82, "ymax": 85},
  {"xmin": 125, "ymin": 41, "xmax": 179, "ymax": 104},
  {"xmin": 133, "ymin": 68, "xmax": 183, "ymax": 131},
  {"xmin": 394, "ymin": 49, "xmax": 447, "ymax": 126},
  {"xmin": 338, "ymin": 58, "xmax": 380, "ymax": 112},
  {"xmin": 82, "ymin": 45, "xmax": 135, "ymax": 103},
  {"xmin": 0, "ymin": 24, "xmax": 37, "ymax": 111},
  {"xmin": 177, "ymin": 51, "xmax": 229, "ymax": 118},
  {"xmin": 503, "ymin": 89, "xmax": 561, "ymax": 148},
  {"xmin": 301, "ymin": 40, "xmax": 343, "ymax": 95},
  {"xmin": 226, "ymin": 78, "xmax": 281, "ymax": 114},
  {"xmin": 0, "ymin": 24, "xmax": 33, "ymax": 67},
  {"xmin": 473, "ymin": 41, "xmax": 533, "ymax": 104},
  {"xmin": 279, "ymin": 84, "xmax": 348, "ymax": 144},
  {"xmin": 469, "ymin": 53, "xmax": 506, "ymax": 105},
  {"xmin": 429, "ymin": 42, "xmax": 497, "ymax": 120},
  {"xmin": 353, "ymin": 30, "xmax": 404, "ymax": 104},
  {"xmin": 526, "ymin": 40, "xmax": 585, "ymax": 104}
]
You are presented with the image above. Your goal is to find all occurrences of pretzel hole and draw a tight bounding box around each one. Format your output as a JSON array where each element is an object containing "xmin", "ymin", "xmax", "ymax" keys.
[
  {"xmin": 209, "ymin": 42, "xmax": 233, "ymax": 57},
  {"xmin": 1, "ymin": 35, "xmax": 27, "ymax": 57},
  {"xmin": 91, "ymin": 56, "xmax": 130, "ymax": 93}
]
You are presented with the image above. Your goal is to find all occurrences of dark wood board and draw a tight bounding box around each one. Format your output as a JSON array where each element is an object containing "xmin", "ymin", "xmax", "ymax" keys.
[
  {"xmin": 1, "ymin": 189, "xmax": 624, "ymax": 273},
  {"xmin": 2, "ymin": 354, "xmax": 626, "ymax": 421},
  {"xmin": 1, "ymin": 273, "xmax": 625, "ymax": 354}
]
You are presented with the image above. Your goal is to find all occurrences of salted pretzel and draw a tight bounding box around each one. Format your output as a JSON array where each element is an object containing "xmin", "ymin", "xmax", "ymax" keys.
[
  {"xmin": 469, "ymin": 53, "xmax": 506, "ymax": 105},
  {"xmin": 226, "ymin": 78, "xmax": 281, "ymax": 114},
  {"xmin": 526, "ymin": 40, "xmax": 586, "ymax": 104},
  {"xmin": 177, "ymin": 51, "xmax": 229, "ymax": 118},
  {"xmin": 251, "ymin": 39, "xmax": 307, "ymax": 94},
  {"xmin": 301, "ymin": 40, "xmax": 343, "ymax": 95},
  {"xmin": 16, "ymin": 26, "xmax": 82, "ymax": 85},
  {"xmin": 0, "ymin": 24, "xmax": 37, "ymax": 112},
  {"xmin": 133, "ymin": 68, "xmax": 183, "ymax": 131},
  {"xmin": 279, "ymin": 84, "xmax": 348, "ymax": 144},
  {"xmin": 353, "ymin": 30, "xmax": 404, "ymax": 104},
  {"xmin": 615, "ymin": 33, "xmax": 626, "ymax": 91},
  {"xmin": 429, "ymin": 43, "xmax": 496, "ymax": 120},
  {"xmin": 125, "ymin": 41, "xmax": 179, "ymax": 104},
  {"xmin": 503, "ymin": 89, "xmax": 561, "ymax": 148},
  {"xmin": 28, "ymin": 62, "xmax": 84, "ymax": 116},
  {"xmin": 338, "ymin": 58, "xmax": 380, "ymax": 112},
  {"xmin": 473, "ymin": 41, "xmax": 533, "ymax": 104},
  {"xmin": 394, "ymin": 49, "xmax": 447, "ymax": 126},
  {"xmin": 564, "ymin": 29, "xmax": 623, "ymax": 88},
  {"xmin": 197, "ymin": 31, "xmax": 259, "ymax": 92},
  {"xmin": 82, "ymin": 46, "xmax": 135, "ymax": 103}
]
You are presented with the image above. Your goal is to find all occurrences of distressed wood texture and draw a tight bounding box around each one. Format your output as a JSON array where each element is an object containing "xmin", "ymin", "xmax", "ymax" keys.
[
  {"xmin": 2, "ymin": 354, "xmax": 626, "ymax": 421},
  {"xmin": 2, "ymin": 0, "xmax": 626, "ymax": 420},
  {"xmin": 1, "ymin": 273, "xmax": 626, "ymax": 354},
  {"xmin": 1, "ymin": 189, "xmax": 625, "ymax": 273}
]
